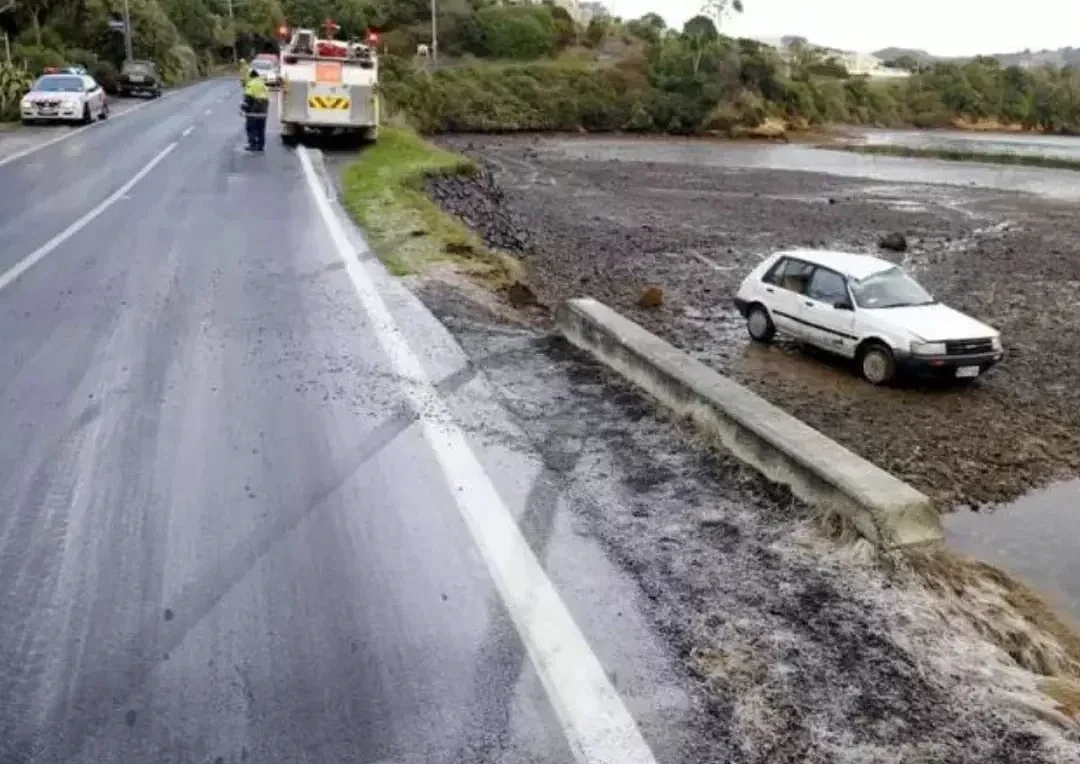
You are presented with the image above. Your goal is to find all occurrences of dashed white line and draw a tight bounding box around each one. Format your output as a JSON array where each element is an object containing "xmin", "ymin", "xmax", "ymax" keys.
[
  {"xmin": 0, "ymin": 90, "xmax": 183, "ymax": 170},
  {"xmin": 297, "ymin": 145, "xmax": 660, "ymax": 764},
  {"xmin": 182, "ymin": 126, "xmax": 194, "ymax": 137},
  {"xmin": 0, "ymin": 143, "xmax": 177, "ymax": 293}
]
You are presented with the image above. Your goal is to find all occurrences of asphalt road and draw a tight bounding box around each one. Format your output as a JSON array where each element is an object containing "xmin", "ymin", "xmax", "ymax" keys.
[{"xmin": 0, "ymin": 80, "xmax": 702, "ymax": 763}]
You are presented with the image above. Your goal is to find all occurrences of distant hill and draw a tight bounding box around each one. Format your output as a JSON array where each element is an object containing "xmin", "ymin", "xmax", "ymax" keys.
[
  {"xmin": 874, "ymin": 45, "xmax": 1080, "ymax": 69},
  {"xmin": 873, "ymin": 47, "xmax": 937, "ymax": 64}
]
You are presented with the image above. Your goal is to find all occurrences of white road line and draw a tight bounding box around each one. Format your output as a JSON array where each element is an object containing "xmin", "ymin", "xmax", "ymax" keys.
[
  {"xmin": 182, "ymin": 125, "xmax": 195, "ymax": 137},
  {"xmin": 0, "ymin": 90, "xmax": 182, "ymax": 170},
  {"xmin": 0, "ymin": 143, "xmax": 177, "ymax": 293},
  {"xmin": 297, "ymin": 146, "xmax": 659, "ymax": 764}
]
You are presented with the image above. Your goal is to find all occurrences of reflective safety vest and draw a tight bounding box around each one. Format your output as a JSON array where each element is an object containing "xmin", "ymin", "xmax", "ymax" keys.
[
  {"xmin": 243, "ymin": 76, "xmax": 270, "ymax": 117},
  {"xmin": 244, "ymin": 76, "xmax": 269, "ymax": 101}
]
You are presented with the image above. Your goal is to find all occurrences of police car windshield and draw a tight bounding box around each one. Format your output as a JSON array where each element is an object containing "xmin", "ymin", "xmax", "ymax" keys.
[{"xmin": 34, "ymin": 76, "xmax": 84, "ymax": 92}]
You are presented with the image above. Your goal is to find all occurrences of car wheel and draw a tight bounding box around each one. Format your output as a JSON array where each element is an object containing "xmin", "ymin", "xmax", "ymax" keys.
[
  {"xmin": 858, "ymin": 342, "xmax": 896, "ymax": 386},
  {"xmin": 746, "ymin": 304, "xmax": 776, "ymax": 343},
  {"xmin": 81, "ymin": 104, "xmax": 92, "ymax": 125},
  {"xmin": 99, "ymin": 100, "xmax": 109, "ymax": 120}
]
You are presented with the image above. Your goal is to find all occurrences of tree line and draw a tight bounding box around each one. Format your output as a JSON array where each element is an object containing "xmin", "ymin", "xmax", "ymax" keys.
[{"xmin": 5, "ymin": 0, "xmax": 1080, "ymax": 136}]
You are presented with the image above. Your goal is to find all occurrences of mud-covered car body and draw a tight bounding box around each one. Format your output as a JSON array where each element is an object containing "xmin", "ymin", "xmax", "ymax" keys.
[
  {"xmin": 734, "ymin": 249, "xmax": 1004, "ymax": 384},
  {"xmin": 117, "ymin": 60, "xmax": 162, "ymax": 98}
]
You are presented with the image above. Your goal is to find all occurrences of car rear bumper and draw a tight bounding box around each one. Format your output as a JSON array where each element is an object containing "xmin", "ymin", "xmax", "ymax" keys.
[{"xmin": 894, "ymin": 350, "xmax": 1004, "ymax": 377}]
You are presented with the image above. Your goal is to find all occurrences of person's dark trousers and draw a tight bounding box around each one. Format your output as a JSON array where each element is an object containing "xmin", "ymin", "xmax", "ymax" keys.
[
  {"xmin": 245, "ymin": 116, "xmax": 266, "ymax": 150},
  {"xmin": 245, "ymin": 115, "xmax": 259, "ymax": 149}
]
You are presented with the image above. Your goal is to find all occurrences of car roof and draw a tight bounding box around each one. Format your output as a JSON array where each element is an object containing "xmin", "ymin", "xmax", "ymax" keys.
[{"xmin": 773, "ymin": 249, "xmax": 896, "ymax": 280}]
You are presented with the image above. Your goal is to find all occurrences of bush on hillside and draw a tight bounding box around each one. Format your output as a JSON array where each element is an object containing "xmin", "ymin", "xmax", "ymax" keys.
[
  {"xmin": 0, "ymin": 62, "xmax": 34, "ymax": 122},
  {"xmin": 470, "ymin": 6, "xmax": 558, "ymax": 60}
]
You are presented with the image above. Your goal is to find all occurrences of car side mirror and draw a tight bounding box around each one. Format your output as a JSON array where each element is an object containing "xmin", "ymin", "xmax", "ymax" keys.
[{"xmin": 833, "ymin": 299, "xmax": 854, "ymax": 311}]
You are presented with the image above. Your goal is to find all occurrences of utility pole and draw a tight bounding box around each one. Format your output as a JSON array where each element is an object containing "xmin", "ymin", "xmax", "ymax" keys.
[
  {"xmin": 0, "ymin": 0, "xmax": 14, "ymax": 65},
  {"xmin": 227, "ymin": 0, "xmax": 236, "ymax": 63},
  {"xmin": 122, "ymin": 0, "xmax": 134, "ymax": 60},
  {"xmin": 430, "ymin": 0, "xmax": 437, "ymax": 67}
]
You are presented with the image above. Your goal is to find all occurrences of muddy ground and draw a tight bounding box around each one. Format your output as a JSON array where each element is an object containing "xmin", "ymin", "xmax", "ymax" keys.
[
  {"xmin": 333, "ymin": 135, "xmax": 1080, "ymax": 762},
  {"xmin": 428, "ymin": 134, "xmax": 1080, "ymax": 510},
  {"xmin": 409, "ymin": 274, "xmax": 1080, "ymax": 763}
]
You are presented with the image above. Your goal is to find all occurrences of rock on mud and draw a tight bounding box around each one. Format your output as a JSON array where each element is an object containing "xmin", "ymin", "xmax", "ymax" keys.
[{"xmin": 878, "ymin": 232, "xmax": 908, "ymax": 252}]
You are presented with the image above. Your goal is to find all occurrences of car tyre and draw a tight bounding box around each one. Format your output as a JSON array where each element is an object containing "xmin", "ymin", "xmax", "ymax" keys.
[
  {"xmin": 746, "ymin": 304, "xmax": 776, "ymax": 344},
  {"xmin": 99, "ymin": 100, "xmax": 109, "ymax": 120},
  {"xmin": 858, "ymin": 342, "xmax": 896, "ymax": 386},
  {"xmin": 80, "ymin": 104, "xmax": 92, "ymax": 125}
]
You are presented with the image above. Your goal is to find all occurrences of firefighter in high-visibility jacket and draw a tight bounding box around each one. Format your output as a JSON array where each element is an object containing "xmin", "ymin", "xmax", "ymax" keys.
[{"xmin": 241, "ymin": 71, "xmax": 270, "ymax": 152}]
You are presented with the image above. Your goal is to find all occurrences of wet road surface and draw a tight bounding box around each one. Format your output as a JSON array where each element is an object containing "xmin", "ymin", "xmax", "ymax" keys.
[{"xmin": 0, "ymin": 80, "xmax": 696, "ymax": 763}]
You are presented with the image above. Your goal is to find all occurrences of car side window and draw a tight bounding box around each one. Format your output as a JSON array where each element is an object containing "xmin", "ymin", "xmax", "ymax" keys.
[
  {"xmin": 807, "ymin": 267, "xmax": 849, "ymax": 304},
  {"xmin": 765, "ymin": 258, "xmax": 814, "ymax": 294},
  {"xmin": 762, "ymin": 258, "xmax": 788, "ymax": 286}
]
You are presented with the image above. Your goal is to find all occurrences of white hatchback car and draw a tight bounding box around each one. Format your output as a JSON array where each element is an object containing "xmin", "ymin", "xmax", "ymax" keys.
[{"xmin": 734, "ymin": 249, "xmax": 1004, "ymax": 385}]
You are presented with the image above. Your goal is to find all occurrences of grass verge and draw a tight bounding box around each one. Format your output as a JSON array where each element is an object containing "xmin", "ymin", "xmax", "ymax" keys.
[
  {"xmin": 340, "ymin": 126, "xmax": 519, "ymax": 284},
  {"xmin": 826, "ymin": 142, "xmax": 1080, "ymax": 170}
]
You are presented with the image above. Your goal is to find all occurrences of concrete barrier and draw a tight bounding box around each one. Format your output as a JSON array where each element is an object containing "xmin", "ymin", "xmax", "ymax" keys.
[{"xmin": 556, "ymin": 298, "xmax": 943, "ymax": 549}]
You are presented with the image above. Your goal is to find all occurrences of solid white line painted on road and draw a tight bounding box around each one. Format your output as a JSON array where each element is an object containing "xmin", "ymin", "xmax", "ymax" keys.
[
  {"xmin": 182, "ymin": 125, "xmax": 195, "ymax": 137},
  {"xmin": 296, "ymin": 145, "xmax": 660, "ymax": 764},
  {"xmin": 0, "ymin": 143, "xmax": 177, "ymax": 293},
  {"xmin": 0, "ymin": 90, "xmax": 183, "ymax": 170}
]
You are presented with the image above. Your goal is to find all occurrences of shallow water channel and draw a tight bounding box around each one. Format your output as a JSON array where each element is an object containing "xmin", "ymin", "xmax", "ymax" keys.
[
  {"xmin": 551, "ymin": 135, "xmax": 1080, "ymax": 201},
  {"xmin": 946, "ymin": 481, "xmax": 1080, "ymax": 622}
]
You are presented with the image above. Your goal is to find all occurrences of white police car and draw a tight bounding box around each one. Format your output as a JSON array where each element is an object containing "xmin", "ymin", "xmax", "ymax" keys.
[
  {"xmin": 21, "ymin": 71, "xmax": 108, "ymax": 125},
  {"xmin": 733, "ymin": 249, "xmax": 1004, "ymax": 385}
]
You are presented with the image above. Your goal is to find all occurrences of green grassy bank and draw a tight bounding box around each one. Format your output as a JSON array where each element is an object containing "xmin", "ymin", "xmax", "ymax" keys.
[{"xmin": 339, "ymin": 127, "xmax": 515, "ymax": 283}]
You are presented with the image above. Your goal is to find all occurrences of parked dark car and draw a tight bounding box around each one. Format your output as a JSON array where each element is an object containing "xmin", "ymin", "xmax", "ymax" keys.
[{"xmin": 117, "ymin": 60, "xmax": 162, "ymax": 98}]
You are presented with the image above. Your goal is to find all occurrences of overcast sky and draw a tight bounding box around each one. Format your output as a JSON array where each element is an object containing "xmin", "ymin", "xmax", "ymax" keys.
[{"xmin": 604, "ymin": 0, "xmax": 1080, "ymax": 57}]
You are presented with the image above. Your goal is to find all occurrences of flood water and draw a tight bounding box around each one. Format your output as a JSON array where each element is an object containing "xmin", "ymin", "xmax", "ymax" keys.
[
  {"xmin": 946, "ymin": 481, "xmax": 1080, "ymax": 621},
  {"xmin": 855, "ymin": 127, "xmax": 1080, "ymax": 161},
  {"xmin": 550, "ymin": 136, "xmax": 1080, "ymax": 201}
]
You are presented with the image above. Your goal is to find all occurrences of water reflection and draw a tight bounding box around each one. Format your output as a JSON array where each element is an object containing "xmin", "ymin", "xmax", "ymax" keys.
[
  {"xmin": 856, "ymin": 128, "xmax": 1080, "ymax": 161},
  {"xmin": 549, "ymin": 137, "xmax": 1080, "ymax": 201},
  {"xmin": 945, "ymin": 480, "xmax": 1080, "ymax": 620}
]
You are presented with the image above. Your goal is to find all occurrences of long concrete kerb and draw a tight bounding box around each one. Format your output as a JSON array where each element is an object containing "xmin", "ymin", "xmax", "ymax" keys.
[{"xmin": 556, "ymin": 297, "xmax": 943, "ymax": 549}]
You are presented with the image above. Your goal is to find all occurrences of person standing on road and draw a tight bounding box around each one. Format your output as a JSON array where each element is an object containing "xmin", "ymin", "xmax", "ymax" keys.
[{"xmin": 241, "ymin": 70, "xmax": 270, "ymax": 152}]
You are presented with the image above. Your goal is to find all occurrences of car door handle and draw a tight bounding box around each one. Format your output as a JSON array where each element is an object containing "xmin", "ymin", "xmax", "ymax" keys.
[
  {"xmin": 804, "ymin": 300, "xmax": 814, "ymax": 306},
  {"xmin": 765, "ymin": 287, "xmax": 774, "ymax": 293}
]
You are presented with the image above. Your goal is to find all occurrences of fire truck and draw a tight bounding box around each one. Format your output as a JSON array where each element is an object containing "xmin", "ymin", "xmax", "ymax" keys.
[{"xmin": 278, "ymin": 27, "xmax": 379, "ymax": 145}]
